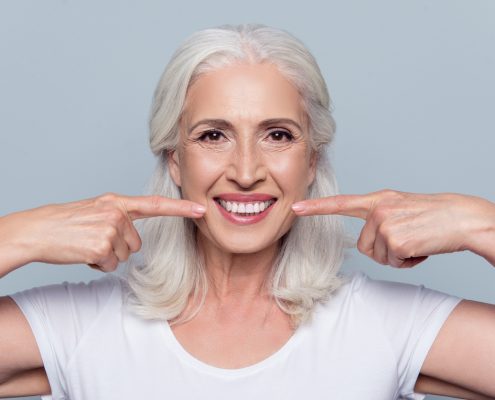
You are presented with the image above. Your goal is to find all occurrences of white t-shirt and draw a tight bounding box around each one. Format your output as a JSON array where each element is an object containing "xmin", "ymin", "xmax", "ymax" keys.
[{"xmin": 10, "ymin": 271, "xmax": 461, "ymax": 400}]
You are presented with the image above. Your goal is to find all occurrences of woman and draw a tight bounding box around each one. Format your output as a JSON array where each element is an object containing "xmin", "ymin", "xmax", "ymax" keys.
[{"xmin": 0, "ymin": 24, "xmax": 494, "ymax": 399}]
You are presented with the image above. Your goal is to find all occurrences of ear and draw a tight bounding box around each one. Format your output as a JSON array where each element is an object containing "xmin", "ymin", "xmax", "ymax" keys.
[
  {"xmin": 167, "ymin": 150, "xmax": 182, "ymax": 187},
  {"xmin": 307, "ymin": 150, "xmax": 318, "ymax": 186}
]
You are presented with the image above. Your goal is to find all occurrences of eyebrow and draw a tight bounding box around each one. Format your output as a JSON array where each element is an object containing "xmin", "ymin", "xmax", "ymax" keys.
[{"xmin": 188, "ymin": 118, "xmax": 303, "ymax": 134}]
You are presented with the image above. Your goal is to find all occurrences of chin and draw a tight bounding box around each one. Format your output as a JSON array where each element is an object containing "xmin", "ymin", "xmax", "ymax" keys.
[
  {"xmin": 198, "ymin": 223, "xmax": 291, "ymax": 255},
  {"xmin": 215, "ymin": 239, "xmax": 276, "ymax": 255}
]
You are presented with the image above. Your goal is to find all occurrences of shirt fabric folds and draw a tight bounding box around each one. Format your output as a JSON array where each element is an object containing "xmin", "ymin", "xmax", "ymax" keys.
[{"xmin": 10, "ymin": 271, "xmax": 461, "ymax": 400}]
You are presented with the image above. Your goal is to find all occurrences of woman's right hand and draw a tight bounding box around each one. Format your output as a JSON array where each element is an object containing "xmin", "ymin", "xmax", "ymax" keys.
[{"xmin": 0, "ymin": 193, "xmax": 206, "ymax": 273}]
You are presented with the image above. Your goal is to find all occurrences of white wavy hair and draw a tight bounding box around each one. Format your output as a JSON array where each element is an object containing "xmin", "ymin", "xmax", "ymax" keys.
[{"xmin": 124, "ymin": 23, "xmax": 346, "ymax": 328}]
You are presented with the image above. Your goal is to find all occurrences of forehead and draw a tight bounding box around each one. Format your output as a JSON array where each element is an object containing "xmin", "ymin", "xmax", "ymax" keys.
[{"xmin": 181, "ymin": 63, "xmax": 306, "ymax": 128}]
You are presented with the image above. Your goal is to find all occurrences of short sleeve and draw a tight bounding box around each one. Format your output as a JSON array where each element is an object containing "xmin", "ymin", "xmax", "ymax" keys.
[
  {"xmin": 8, "ymin": 273, "xmax": 121, "ymax": 400},
  {"xmin": 353, "ymin": 272, "xmax": 462, "ymax": 400}
]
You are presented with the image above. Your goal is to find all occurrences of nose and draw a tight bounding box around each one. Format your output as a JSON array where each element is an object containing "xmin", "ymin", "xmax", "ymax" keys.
[{"xmin": 225, "ymin": 138, "xmax": 267, "ymax": 189}]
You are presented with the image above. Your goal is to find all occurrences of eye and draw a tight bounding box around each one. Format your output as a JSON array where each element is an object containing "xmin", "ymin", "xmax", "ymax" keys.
[
  {"xmin": 197, "ymin": 129, "xmax": 226, "ymax": 142},
  {"xmin": 268, "ymin": 130, "xmax": 294, "ymax": 142}
]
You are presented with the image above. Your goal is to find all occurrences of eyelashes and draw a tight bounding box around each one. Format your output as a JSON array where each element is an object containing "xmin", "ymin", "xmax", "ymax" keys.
[
  {"xmin": 196, "ymin": 129, "xmax": 296, "ymax": 143},
  {"xmin": 197, "ymin": 129, "xmax": 226, "ymax": 142}
]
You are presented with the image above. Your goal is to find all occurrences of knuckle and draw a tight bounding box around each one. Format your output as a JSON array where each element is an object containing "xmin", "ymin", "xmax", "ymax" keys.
[
  {"xmin": 379, "ymin": 189, "xmax": 396, "ymax": 197},
  {"xmin": 333, "ymin": 196, "xmax": 347, "ymax": 213},
  {"xmin": 103, "ymin": 225, "xmax": 118, "ymax": 240},
  {"xmin": 117, "ymin": 252, "xmax": 129, "ymax": 262},
  {"xmin": 95, "ymin": 241, "xmax": 113, "ymax": 258},
  {"xmin": 96, "ymin": 192, "xmax": 119, "ymax": 206},
  {"xmin": 130, "ymin": 236, "xmax": 142, "ymax": 253},
  {"xmin": 149, "ymin": 195, "xmax": 163, "ymax": 213},
  {"xmin": 356, "ymin": 238, "xmax": 367, "ymax": 254},
  {"xmin": 99, "ymin": 255, "xmax": 118, "ymax": 272},
  {"xmin": 108, "ymin": 258, "xmax": 119, "ymax": 271},
  {"xmin": 102, "ymin": 192, "xmax": 118, "ymax": 201},
  {"xmin": 98, "ymin": 264, "xmax": 111, "ymax": 273},
  {"xmin": 388, "ymin": 237, "xmax": 408, "ymax": 257},
  {"xmin": 376, "ymin": 189, "xmax": 406, "ymax": 206},
  {"xmin": 107, "ymin": 209, "xmax": 124, "ymax": 225},
  {"xmin": 371, "ymin": 206, "xmax": 389, "ymax": 221},
  {"xmin": 377, "ymin": 222, "xmax": 393, "ymax": 238}
]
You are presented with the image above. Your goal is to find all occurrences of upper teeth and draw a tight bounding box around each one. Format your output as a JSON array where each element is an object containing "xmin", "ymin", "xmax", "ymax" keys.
[{"xmin": 218, "ymin": 199, "xmax": 275, "ymax": 215}]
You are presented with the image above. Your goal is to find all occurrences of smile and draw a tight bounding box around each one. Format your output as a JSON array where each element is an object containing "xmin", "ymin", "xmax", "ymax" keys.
[
  {"xmin": 213, "ymin": 195, "xmax": 277, "ymax": 225},
  {"xmin": 216, "ymin": 199, "xmax": 275, "ymax": 215}
]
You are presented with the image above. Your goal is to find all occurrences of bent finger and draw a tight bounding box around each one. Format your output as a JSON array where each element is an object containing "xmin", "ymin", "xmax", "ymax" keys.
[
  {"xmin": 357, "ymin": 218, "xmax": 379, "ymax": 258},
  {"xmin": 122, "ymin": 223, "xmax": 142, "ymax": 253},
  {"xmin": 390, "ymin": 255, "xmax": 429, "ymax": 269},
  {"xmin": 112, "ymin": 235, "xmax": 131, "ymax": 263},
  {"xmin": 373, "ymin": 233, "xmax": 389, "ymax": 266},
  {"xmin": 96, "ymin": 252, "xmax": 120, "ymax": 272}
]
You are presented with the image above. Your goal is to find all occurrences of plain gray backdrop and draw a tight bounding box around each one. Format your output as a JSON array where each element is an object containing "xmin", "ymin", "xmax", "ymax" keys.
[{"xmin": 1, "ymin": 1, "xmax": 494, "ymax": 399}]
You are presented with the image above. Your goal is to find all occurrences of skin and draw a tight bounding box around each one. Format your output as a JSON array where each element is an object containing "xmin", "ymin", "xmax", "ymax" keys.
[
  {"xmin": 166, "ymin": 63, "xmax": 315, "ymax": 368},
  {"xmin": 293, "ymin": 190, "xmax": 495, "ymax": 397},
  {"xmin": 1, "ymin": 63, "xmax": 495, "ymax": 397},
  {"xmin": 168, "ymin": 63, "xmax": 315, "ymax": 297}
]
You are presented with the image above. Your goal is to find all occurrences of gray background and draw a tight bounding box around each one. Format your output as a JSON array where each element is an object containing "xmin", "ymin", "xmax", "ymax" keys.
[{"xmin": 1, "ymin": 0, "xmax": 494, "ymax": 399}]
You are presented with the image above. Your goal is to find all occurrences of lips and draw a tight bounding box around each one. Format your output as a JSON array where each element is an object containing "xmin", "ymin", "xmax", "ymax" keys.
[
  {"xmin": 215, "ymin": 193, "xmax": 276, "ymax": 202},
  {"xmin": 213, "ymin": 193, "xmax": 277, "ymax": 225}
]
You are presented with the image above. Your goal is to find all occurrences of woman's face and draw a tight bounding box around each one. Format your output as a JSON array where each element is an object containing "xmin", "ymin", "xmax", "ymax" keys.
[{"xmin": 169, "ymin": 63, "xmax": 316, "ymax": 254}]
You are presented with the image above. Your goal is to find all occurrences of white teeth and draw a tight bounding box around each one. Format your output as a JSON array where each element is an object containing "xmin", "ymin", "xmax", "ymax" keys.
[{"xmin": 217, "ymin": 199, "xmax": 275, "ymax": 215}]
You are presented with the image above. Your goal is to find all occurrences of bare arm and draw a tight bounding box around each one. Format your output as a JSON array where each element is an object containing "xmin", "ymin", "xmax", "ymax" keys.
[
  {"xmin": 2, "ymin": 360, "xmax": 491, "ymax": 399},
  {"xmin": 415, "ymin": 374, "xmax": 495, "ymax": 400},
  {"xmin": 293, "ymin": 190, "xmax": 495, "ymax": 396},
  {"xmin": 0, "ymin": 296, "xmax": 44, "ymax": 386},
  {"xmin": 0, "ymin": 193, "xmax": 206, "ymax": 391},
  {"xmin": 0, "ymin": 211, "xmax": 39, "ymax": 278},
  {"xmin": 0, "ymin": 367, "xmax": 50, "ymax": 398},
  {"xmin": 419, "ymin": 299, "xmax": 495, "ymax": 398}
]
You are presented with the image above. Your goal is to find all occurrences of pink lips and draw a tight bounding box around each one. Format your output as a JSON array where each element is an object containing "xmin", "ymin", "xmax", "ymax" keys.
[
  {"xmin": 214, "ymin": 193, "xmax": 277, "ymax": 225},
  {"xmin": 215, "ymin": 193, "xmax": 275, "ymax": 202}
]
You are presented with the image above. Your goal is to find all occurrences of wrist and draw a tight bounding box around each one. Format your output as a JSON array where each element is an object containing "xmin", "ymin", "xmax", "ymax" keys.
[
  {"xmin": 0, "ymin": 211, "xmax": 40, "ymax": 276},
  {"xmin": 465, "ymin": 199, "xmax": 495, "ymax": 266}
]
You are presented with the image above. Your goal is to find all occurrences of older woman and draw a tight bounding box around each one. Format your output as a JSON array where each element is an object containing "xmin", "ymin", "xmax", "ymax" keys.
[{"xmin": 0, "ymin": 24, "xmax": 494, "ymax": 399}]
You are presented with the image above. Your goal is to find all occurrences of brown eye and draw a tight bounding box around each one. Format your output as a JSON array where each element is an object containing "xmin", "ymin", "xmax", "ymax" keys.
[
  {"xmin": 198, "ymin": 129, "xmax": 225, "ymax": 141},
  {"xmin": 268, "ymin": 130, "xmax": 294, "ymax": 142}
]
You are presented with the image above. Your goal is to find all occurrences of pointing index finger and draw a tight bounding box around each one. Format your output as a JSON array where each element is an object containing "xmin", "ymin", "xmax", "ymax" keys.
[
  {"xmin": 122, "ymin": 195, "xmax": 206, "ymax": 220},
  {"xmin": 292, "ymin": 194, "xmax": 375, "ymax": 219}
]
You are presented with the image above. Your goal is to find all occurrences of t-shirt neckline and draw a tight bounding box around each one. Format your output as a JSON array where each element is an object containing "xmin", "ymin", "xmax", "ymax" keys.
[{"xmin": 162, "ymin": 318, "xmax": 306, "ymax": 378}]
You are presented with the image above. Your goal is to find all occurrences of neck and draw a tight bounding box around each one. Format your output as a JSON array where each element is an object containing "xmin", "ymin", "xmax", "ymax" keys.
[{"xmin": 197, "ymin": 233, "xmax": 280, "ymax": 303}]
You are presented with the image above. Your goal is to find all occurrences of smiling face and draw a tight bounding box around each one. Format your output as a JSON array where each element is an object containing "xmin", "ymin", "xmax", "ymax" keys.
[{"xmin": 168, "ymin": 63, "xmax": 316, "ymax": 254}]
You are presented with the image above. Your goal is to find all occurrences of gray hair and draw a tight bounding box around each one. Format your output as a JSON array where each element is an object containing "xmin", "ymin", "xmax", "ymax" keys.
[{"xmin": 124, "ymin": 24, "xmax": 346, "ymax": 328}]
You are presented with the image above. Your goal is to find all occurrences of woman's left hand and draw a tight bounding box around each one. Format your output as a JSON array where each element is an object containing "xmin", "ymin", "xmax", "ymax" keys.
[{"xmin": 292, "ymin": 190, "xmax": 495, "ymax": 268}]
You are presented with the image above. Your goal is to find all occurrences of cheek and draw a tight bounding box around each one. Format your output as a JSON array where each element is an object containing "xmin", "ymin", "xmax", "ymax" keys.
[
  {"xmin": 180, "ymin": 151, "xmax": 226, "ymax": 199},
  {"xmin": 266, "ymin": 150, "xmax": 312, "ymax": 197}
]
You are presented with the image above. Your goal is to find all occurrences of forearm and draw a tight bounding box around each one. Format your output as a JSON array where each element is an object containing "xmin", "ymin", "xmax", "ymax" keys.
[
  {"xmin": 0, "ymin": 211, "xmax": 38, "ymax": 278},
  {"xmin": 415, "ymin": 373, "xmax": 494, "ymax": 400},
  {"xmin": 0, "ymin": 367, "xmax": 50, "ymax": 397}
]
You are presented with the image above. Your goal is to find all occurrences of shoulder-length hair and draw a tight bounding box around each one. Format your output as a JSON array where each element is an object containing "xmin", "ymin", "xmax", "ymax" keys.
[{"xmin": 124, "ymin": 24, "xmax": 346, "ymax": 328}]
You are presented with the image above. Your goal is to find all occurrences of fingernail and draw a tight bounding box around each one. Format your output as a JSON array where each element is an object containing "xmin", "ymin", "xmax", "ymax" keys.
[
  {"xmin": 192, "ymin": 204, "xmax": 206, "ymax": 214},
  {"xmin": 291, "ymin": 203, "xmax": 306, "ymax": 213}
]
